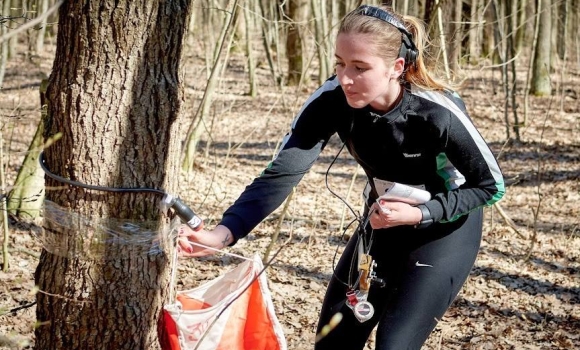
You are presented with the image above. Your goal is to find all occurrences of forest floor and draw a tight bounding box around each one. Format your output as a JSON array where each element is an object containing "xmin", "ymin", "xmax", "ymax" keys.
[{"xmin": 0, "ymin": 40, "xmax": 579, "ymax": 350}]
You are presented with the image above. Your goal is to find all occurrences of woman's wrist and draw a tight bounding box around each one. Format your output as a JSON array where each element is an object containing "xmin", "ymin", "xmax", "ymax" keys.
[
  {"xmin": 215, "ymin": 225, "xmax": 234, "ymax": 247},
  {"xmin": 414, "ymin": 204, "xmax": 433, "ymax": 229},
  {"xmin": 413, "ymin": 206, "xmax": 423, "ymax": 225}
]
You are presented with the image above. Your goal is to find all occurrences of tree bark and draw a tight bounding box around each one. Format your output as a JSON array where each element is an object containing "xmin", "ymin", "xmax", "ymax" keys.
[
  {"xmin": 467, "ymin": 0, "xmax": 483, "ymax": 64},
  {"xmin": 481, "ymin": 4, "xmax": 495, "ymax": 61},
  {"xmin": 35, "ymin": 0, "xmax": 49, "ymax": 53},
  {"xmin": 286, "ymin": 0, "xmax": 307, "ymax": 86},
  {"xmin": 244, "ymin": 0, "xmax": 257, "ymax": 97},
  {"xmin": 0, "ymin": 0, "xmax": 10, "ymax": 88},
  {"xmin": 515, "ymin": 0, "xmax": 528, "ymax": 52},
  {"xmin": 556, "ymin": 0, "xmax": 568, "ymax": 60},
  {"xmin": 34, "ymin": 1, "xmax": 192, "ymax": 349},
  {"xmin": 448, "ymin": 0, "xmax": 463, "ymax": 74},
  {"xmin": 530, "ymin": 0, "xmax": 552, "ymax": 96}
]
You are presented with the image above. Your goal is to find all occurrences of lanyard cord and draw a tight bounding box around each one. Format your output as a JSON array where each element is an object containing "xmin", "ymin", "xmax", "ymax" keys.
[{"xmin": 347, "ymin": 213, "xmax": 376, "ymax": 289}]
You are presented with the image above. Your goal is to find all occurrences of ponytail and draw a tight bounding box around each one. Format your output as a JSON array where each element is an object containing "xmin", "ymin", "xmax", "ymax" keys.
[{"xmin": 401, "ymin": 15, "xmax": 457, "ymax": 91}]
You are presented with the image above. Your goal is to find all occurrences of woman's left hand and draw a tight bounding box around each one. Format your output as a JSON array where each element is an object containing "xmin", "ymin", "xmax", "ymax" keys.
[{"xmin": 368, "ymin": 200, "xmax": 423, "ymax": 229}]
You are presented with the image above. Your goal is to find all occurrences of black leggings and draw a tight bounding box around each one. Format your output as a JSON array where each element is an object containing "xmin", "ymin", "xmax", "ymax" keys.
[{"xmin": 315, "ymin": 209, "xmax": 483, "ymax": 350}]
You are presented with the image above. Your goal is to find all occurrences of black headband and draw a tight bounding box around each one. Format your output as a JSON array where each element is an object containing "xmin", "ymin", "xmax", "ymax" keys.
[
  {"xmin": 357, "ymin": 5, "xmax": 419, "ymax": 66},
  {"xmin": 358, "ymin": 5, "xmax": 411, "ymax": 37}
]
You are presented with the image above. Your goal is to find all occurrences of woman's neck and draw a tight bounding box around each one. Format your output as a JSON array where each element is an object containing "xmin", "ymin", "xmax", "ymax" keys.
[{"xmin": 370, "ymin": 83, "xmax": 403, "ymax": 114}]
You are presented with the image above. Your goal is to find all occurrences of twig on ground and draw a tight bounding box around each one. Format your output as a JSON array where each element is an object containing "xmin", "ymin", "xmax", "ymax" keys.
[{"xmin": 494, "ymin": 202, "xmax": 526, "ymax": 239}]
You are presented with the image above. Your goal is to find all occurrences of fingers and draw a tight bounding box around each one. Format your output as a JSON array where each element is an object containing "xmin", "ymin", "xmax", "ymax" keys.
[
  {"xmin": 176, "ymin": 225, "xmax": 219, "ymax": 258},
  {"xmin": 178, "ymin": 225, "xmax": 198, "ymax": 237},
  {"xmin": 369, "ymin": 200, "xmax": 419, "ymax": 229},
  {"xmin": 375, "ymin": 200, "xmax": 392, "ymax": 214},
  {"xmin": 176, "ymin": 240, "xmax": 216, "ymax": 257},
  {"xmin": 371, "ymin": 203, "xmax": 390, "ymax": 218},
  {"xmin": 369, "ymin": 210, "xmax": 385, "ymax": 229},
  {"xmin": 369, "ymin": 204, "xmax": 392, "ymax": 229},
  {"xmin": 178, "ymin": 248, "xmax": 214, "ymax": 258},
  {"xmin": 177, "ymin": 236, "xmax": 194, "ymax": 253}
]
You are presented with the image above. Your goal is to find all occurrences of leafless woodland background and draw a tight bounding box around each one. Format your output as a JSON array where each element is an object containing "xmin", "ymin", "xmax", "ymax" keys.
[{"xmin": 0, "ymin": 0, "xmax": 579, "ymax": 349}]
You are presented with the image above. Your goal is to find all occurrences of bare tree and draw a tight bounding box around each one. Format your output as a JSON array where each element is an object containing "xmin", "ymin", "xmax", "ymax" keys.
[
  {"xmin": 448, "ymin": 0, "xmax": 463, "ymax": 75},
  {"xmin": 258, "ymin": 0, "xmax": 284, "ymax": 84},
  {"xmin": 556, "ymin": 0, "xmax": 569, "ymax": 60},
  {"xmin": 35, "ymin": 0, "xmax": 49, "ymax": 53},
  {"xmin": 0, "ymin": 0, "xmax": 11, "ymax": 88},
  {"xmin": 515, "ymin": 0, "xmax": 529, "ymax": 52},
  {"xmin": 243, "ymin": 0, "xmax": 258, "ymax": 97},
  {"xmin": 530, "ymin": 0, "xmax": 552, "ymax": 96},
  {"xmin": 286, "ymin": 0, "xmax": 308, "ymax": 86},
  {"xmin": 182, "ymin": 0, "xmax": 240, "ymax": 172},
  {"xmin": 492, "ymin": 0, "xmax": 521, "ymax": 141},
  {"xmin": 34, "ymin": 1, "xmax": 193, "ymax": 348},
  {"xmin": 467, "ymin": 0, "xmax": 484, "ymax": 64},
  {"xmin": 481, "ymin": 3, "xmax": 495, "ymax": 61}
]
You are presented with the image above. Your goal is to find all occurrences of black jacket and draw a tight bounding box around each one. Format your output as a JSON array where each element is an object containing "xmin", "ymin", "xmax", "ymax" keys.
[{"xmin": 220, "ymin": 76, "xmax": 505, "ymax": 242}]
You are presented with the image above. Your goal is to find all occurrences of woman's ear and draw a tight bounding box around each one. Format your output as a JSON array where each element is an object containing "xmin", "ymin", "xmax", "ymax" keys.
[{"xmin": 391, "ymin": 57, "xmax": 406, "ymax": 79}]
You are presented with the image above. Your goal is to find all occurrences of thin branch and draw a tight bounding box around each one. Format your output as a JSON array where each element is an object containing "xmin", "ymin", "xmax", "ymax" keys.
[
  {"xmin": 0, "ymin": 0, "xmax": 64, "ymax": 44},
  {"xmin": 479, "ymin": 50, "xmax": 521, "ymax": 69},
  {"xmin": 493, "ymin": 202, "xmax": 526, "ymax": 239},
  {"xmin": 263, "ymin": 188, "xmax": 295, "ymax": 262},
  {"xmin": 36, "ymin": 288, "xmax": 92, "ymax": 304}
]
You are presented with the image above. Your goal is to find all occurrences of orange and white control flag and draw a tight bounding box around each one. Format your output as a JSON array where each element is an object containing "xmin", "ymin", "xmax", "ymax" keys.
[{"xmin": 163, "ymin": 255, "xmax": 287, "ymax": 350}]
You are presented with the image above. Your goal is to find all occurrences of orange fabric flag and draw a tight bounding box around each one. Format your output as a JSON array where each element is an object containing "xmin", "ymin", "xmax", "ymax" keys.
[{"xmin": 163, "ymin": 256, "xmax": 287, "ymax": 350}]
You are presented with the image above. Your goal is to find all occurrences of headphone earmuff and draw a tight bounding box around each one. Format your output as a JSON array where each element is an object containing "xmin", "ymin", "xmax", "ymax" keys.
[{"xmin": 399, "ymin": 36, "xmax": 418, "ymax": 67}]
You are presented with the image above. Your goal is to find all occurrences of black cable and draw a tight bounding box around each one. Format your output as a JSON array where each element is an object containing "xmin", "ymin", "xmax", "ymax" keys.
[
  {"xmin": 38, "ymin": 152, "xmax": 203, "ymax": 230},
  {"xmin": 39, "ymin": 152, "xmax": 166, "ymax": 195},
  {"xmin": 324, "ymin": 141, "xmax": 369, "ymax": 288},
  {"xmin": 324, "ymin": 142, "xmax": 360, "ymax": 221},
  {"xmin": 5, "ymin": 301, "xmax": 37, "ymax": 315},
  {"xmin": 330, "ymin": 217, "xmax": 358, "ymax": 288},
  {"xmin": 324, "ymin": 141, "xmax": 380, "ymax": 290}
]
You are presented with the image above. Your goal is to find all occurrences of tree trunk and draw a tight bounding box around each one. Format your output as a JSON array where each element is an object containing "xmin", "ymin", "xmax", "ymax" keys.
[
  {"xmin": 467, "ymin": 0, "xmax": 482, "ymax": 64},
  {"xmin": 481, "ymin": 4, "xmax": 495, "ymax": 61},
  {"xmin": 7, "ymin": 0, "xmax": 19, "ymax": 59},
  {"xmin": 244, "ymin": 0, "xmax": 257, "ymax": 97},
  {"xmin": 515, "ymin": 0, "xmax": 528, "ymax": 52},
  {"xmin": 34, "ymin": 1, "xmax": 192, "ymax": 349},
  {"xmin": 530, "ymin": 0, "xmax": 552, "ymax": 96},
  {"xmin": 448, "ymin": 0, "xmax": 463, "ymax": 74},
  {"xmin": 556, "ymin": 0, "xmax": 568, "ymax": 60},
  {"xmin": 286, "ymin": 0, "xmax": 307, "ymax": 86},
  {"xmin": 423, "ymin": 0, "xmax": 437, "ymax": 42},
  {"xmin": 550, "ymin": 0, "xmax": 559, "ymax": 67},
  {"xmin": 0, "ymin": 0, "xmax": 10, "ymax": 88},
  {"xmin": 35, "ymin": 0, "xmax": 49, "ymax": 53},
  {"xmin": 182, "ymin": 0, "xmax": 240, "ymax": 172}
]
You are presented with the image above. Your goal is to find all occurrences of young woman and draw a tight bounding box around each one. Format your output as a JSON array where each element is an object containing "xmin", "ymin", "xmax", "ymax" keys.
[{"xmin": 179, "ymin": 5, "xmax": 505, "ymax": 349}]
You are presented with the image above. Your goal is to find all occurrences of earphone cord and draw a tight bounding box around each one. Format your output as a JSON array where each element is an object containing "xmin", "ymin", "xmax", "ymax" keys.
[
  {"xmin": 324, "ymin": 142, "xmax": 360, "ymax": 220},
  {"xmin": 325, "ymin": 141, "xmax": 376, "ymax": 289}
]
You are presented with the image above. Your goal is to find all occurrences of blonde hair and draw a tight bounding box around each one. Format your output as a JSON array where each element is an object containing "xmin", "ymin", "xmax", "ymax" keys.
[{"xmin": 338, "ymin": 5, "xmax": 454, "ymax": 91}]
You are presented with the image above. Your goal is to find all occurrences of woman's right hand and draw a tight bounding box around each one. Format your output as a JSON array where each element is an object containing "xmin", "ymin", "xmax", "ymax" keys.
[{"xmin": 177, "ymin": 224, "xmax": 234, "ymax": 258}]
